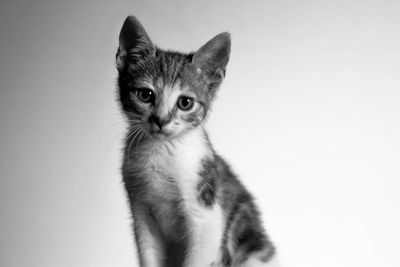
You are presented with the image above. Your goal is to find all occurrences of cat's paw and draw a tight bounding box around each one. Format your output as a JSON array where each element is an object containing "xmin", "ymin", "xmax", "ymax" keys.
[{"xmin": 241, "ymin": 254, "xmax": 281, "ymax": 267}]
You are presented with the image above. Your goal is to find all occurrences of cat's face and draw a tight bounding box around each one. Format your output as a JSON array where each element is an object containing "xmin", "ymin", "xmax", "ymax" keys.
[
  {"xmin": 116, "ymin": 16, "xmax": 230, "ymax": 142},
  {"xmin": 120, "ymin": 60, "xmax": 207, "ymax": 139}
]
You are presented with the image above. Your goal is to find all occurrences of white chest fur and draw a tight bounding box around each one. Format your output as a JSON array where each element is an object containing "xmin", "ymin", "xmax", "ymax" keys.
[
  {"xmin": 137, "ymin": 129, "xmax": 218, "ymax": 226},
  {"xmin": 144, "ymin": 129, "xmax": 210, "ymax": 199},
  {"xmin": 133, "ymin": 129, "xmax": 225, "ymax": 265}
]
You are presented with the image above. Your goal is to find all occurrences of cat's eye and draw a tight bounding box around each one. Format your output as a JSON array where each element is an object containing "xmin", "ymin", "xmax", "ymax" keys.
[
  {"xmin": 135, "ymin": 88, "xmax": 154, "ymax": 103},
  {"xmin": 177, "ymin": 96, "xmax": 194, "ymax": 111}
]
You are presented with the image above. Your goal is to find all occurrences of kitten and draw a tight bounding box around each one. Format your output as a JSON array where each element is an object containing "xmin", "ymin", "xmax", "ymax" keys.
[{"xmin": 116, "ymin": 16, "xmax": 276, "ymax": 267}]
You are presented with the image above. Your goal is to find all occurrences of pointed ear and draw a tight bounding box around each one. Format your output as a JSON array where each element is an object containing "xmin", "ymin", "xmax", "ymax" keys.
[
  {"xmin": 116, "ymin": 16, "xmax": 155, "ymax": 71},
  {"xmin": 192, "ymin": 32, "xmax": 231, "ymax": 82}
]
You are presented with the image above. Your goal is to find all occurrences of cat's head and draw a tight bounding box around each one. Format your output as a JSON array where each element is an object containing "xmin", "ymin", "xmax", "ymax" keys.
[{"xmin": 116, "ymin": 16, "xmax": 230, "ymax": 142}]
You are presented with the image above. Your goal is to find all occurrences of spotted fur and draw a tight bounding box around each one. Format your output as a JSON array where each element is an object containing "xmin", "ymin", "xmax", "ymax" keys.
[{"xmin": 117, "ymin": 16, "xmax": 276, "ymax": 267}]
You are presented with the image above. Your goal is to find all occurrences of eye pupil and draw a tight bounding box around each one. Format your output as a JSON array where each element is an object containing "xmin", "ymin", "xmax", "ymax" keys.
[
  {"xmin": 178, "ymin": 96, "xmax": 194, "ymax": 111},
  {"xmin": 137, "ymin": 88, "xmax": 154, "ymax": 103}
]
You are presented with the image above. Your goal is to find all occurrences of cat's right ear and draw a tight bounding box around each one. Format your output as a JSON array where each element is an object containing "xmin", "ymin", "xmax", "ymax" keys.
[{"xmin": 116, "ymin": 16, "xmax": 155, "ymax": 71}]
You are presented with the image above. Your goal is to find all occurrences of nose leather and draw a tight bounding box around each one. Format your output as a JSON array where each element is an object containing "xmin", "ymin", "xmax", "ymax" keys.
[
  {"xmin": 152, "ymin": 116, "xmax": 163, "ymax": 128},
  {"xmin": 149, "ymin": 115, "xmax": 169, "ymax": 132}
]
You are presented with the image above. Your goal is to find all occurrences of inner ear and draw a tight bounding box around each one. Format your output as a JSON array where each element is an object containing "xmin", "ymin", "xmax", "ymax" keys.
[
  {"xmin": 192, "ymin": 32, "xmax": 231, "ymax": 76},
  {"xmin": 116, "ymin": 16, "xmax": 155, "ymax": 71},
  {"xmin": 210, "ymin": 68, "xmax": 225, "ymax": 82}
]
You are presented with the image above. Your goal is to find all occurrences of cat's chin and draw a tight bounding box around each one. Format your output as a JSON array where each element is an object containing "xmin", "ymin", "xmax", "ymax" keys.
[
  {"xmin": 149, "ymin": 130, "xmax": 178, "ymax": 141},
  {"xmin": 151, "ymin": 132, "xmax": 169, "ymax": 139},
  {"xmin": 149, "ymin": 130, "xmax": 189, "ymax": 142}
]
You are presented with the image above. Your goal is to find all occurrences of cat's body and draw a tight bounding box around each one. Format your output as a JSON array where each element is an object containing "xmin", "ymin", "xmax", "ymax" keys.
[{"xmin": 117, "ymin": 16, "xmax": 276, "ymax": 267}]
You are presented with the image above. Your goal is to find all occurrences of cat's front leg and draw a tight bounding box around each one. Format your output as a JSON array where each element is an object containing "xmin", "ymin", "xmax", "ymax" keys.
[
  {"xmin": 132, "ymin": 206, "xmax": 164, "ymax": 267},
  {"xmin": 183, "ymin": 203, "xmax": 225, "ymax": 267}
]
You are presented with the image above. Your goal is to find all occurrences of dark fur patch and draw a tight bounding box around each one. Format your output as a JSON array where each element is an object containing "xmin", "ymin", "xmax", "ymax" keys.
[
  {"xmin": 197, "ymin": 159, "xmax": 217, "ymax": 207},
  {"xmin": 165, "ymin": 238, "xmax": 186, "ymax": 267},
  {"xmin": 221, "ymin": 247, "xmax": 232, "ymax": 266},
  {"xmin": 208, "ymin": 154, "xmax": 276, "ymax": 265},
  {"xmin": 196, "ymin": 154, "xmax": 276, "ymax": 265}
]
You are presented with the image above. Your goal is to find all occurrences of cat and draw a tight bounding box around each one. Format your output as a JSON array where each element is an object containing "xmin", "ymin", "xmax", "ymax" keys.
[{"xmin": 116, "ymin": 16, "xmax": 277, "ymax": 267}]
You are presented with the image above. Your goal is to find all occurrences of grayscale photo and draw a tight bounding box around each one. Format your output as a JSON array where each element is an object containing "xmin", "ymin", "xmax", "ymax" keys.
[{"xmin": 0, "ymin": 1, "xmax": 399, "ymax": 267}]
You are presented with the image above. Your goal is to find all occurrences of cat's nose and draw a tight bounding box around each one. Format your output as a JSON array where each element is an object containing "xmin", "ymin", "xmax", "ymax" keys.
[{"xmin": 149, "ymin": 115, "xmax": 165, "ymax": 132}]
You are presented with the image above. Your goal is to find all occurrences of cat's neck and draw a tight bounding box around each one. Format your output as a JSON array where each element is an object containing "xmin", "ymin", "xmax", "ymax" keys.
[
  {"xmin": 129, "ymin": 127, "xmax": 212, "ymax": 164},
  {"xmin": 147, "ymin": 127, "xmax": 210, "ymax": 156}
]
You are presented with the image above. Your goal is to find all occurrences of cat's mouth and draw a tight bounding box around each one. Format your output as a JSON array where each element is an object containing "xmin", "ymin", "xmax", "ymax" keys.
[{"xmin": 149, "ymin": 128, "xmax": 173, "ymax": 139}]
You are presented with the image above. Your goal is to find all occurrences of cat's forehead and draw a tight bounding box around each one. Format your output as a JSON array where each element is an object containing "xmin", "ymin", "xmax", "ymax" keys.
[
  {"xmin": 135, "ymin": 77, "xmax": 189, "ymax": 93},
  {"xmin": 126, "ymin": 49, "xmax": 208, "ymax": 100},
  {"xmin": 138, "ymin": 55, "xmax": 202, "ymax": 90},
  {"xmin": 153, "ymin": 50, "xmax": 190, "ymax": 83}
]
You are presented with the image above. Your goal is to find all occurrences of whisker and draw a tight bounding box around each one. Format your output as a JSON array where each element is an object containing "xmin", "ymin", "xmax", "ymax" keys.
[
  {"xmin": 127, "ymin": 126, "xmax": 142, "ymax": 161},
  {"xmin": 126, "ymin": 112, "xmax": 145, "ymax": 119},
  {"xmin": 96, "ymin": 121, "xmax": 127, "ymax": 135},
  {"xmin": 126, "ymin": 125, "xmax": 141, "ymax": 142},
  {"xmin": 137, "ymin": 130, "xmax": 145, "ymax": 144}
]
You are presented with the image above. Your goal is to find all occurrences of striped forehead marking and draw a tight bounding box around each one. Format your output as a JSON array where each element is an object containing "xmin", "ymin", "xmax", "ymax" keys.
[
  {"xmin": 156, "ymin": 77, "xmax": 164, "ymax": 89},
  {"xmin": 137, "ymin": 80, "xmax": 155, "ymax": 90}
]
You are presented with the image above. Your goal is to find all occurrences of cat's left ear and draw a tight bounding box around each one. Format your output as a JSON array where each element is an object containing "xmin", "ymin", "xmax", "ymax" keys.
[
  {"xmin": 192, "ymin": 32, "xmax": 231, "ymax": 84},
  {"xmin": 116, "ymin": 16, "xmax": 155, "ymax": 71}
]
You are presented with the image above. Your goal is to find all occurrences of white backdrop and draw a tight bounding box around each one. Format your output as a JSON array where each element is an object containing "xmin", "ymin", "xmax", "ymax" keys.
[{"xmin": 1, "ymin": 1, "xmax": 399, "ymax": 267}]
